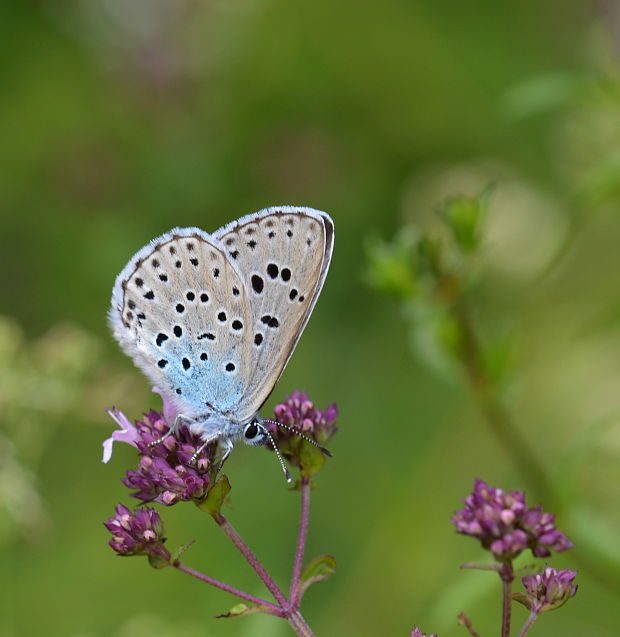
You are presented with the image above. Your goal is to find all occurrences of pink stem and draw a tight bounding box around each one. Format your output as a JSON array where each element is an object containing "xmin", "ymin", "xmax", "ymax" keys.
[
  {"xmin": 457, "ymin": 611, "xmax": 481, "ymax": 637},
  {"xmin": 287, "ymin": 608, "xmax": 316, "ymax": 637},
  {"xmin": 290, "ymin": 477, "xmax": 311, "ymax": 605},
  {"xmin": 209, "ymin": 493, "xmax": 316, "ymax": 635},
  {"xmin": 174, "ymin": 561, "xmax": 284, "ymax": 616},
  {"xmin": 500, "ymin": 563, "xmax": 514, "ymax": 637},
  {"xmin": 517, "ymin": 611, "xmax": 539, "ymax": 637},
  {"xmin": 214, "ymin": 513, "xmax": 289, "ymax": 608}
]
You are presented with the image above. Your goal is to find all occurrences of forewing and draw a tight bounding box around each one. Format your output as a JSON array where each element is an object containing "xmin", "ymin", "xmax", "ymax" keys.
[
  {"xmin": 109, "ymin": 228, "xmax": 252, "ymax": 417},
  {"xmin": 213, "ymin": 206, "xmax": 334, "ymax": 421}
]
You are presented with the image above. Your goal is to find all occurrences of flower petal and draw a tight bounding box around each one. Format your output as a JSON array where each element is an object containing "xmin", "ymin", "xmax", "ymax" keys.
[
  {"xmin": 152, "ymin": 386, "xmax": 180, "ymax": 424},
  {"xmin": 102, "ymin": 407, "xmax": 140, "ymax": 463}
]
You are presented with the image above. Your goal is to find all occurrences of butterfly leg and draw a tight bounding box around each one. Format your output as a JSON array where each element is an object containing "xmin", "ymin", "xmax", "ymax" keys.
[
  {"xmin": 148, "ymin": 414, "xmax": 193, "ymax": 448},
  {"xmin": 189, "ymin": 432, "xmax": 227, "ymax": 466},
  {"xmin": 213, "ymin": 438, "xmax": 234, "ymax": 474}
]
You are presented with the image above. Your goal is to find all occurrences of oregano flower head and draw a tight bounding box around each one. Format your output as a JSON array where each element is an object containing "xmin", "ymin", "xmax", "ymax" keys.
[
  {"xmin": 451, "ymin": 479, "xmax": 572, "ymax": 561},
  {"xmin": 104, "ymin": 504, "xmax": 169, "ymax": 561},
  {"xmin": 521, "ymin": 567, "xmax": 578, "ymax": 613},
  {"xmin": 103, "ymin": 389, "xmax": 214, "ymax": 506},
  {"xmin": 272, "ymin": 390, "xmax": 338, "ymax": 442},
  {"xmin": 267, "ymin": 390, "xmax": 338, "ymax": 476}
]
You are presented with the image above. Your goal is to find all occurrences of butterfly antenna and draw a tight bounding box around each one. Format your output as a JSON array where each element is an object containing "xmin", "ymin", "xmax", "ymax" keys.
[
  {"xmin": 263, "ymin": 419, "xmax": 333, "ymax": 457},
  {"xmin": 262, "ymin": 427, "xmax": 292, "ymax": 483}
]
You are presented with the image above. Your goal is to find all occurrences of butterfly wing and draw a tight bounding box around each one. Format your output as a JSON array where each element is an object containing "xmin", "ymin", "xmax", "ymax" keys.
[
  {"xmin": 109, "ymin": 227, "xmax": 254, "ymax": 418},
  {"xmin": 213, "ymin": 206, "xmax": 334, "ymax": 422}
]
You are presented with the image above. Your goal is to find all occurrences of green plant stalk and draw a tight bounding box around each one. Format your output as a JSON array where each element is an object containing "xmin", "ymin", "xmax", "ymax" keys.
[
  {"xmin": 452, "ymin": 300, "xmax": 553, "ymax": 506},
  {"xmin": 453, "ymin": 299, "xmax": 620, "ymax": 591}
]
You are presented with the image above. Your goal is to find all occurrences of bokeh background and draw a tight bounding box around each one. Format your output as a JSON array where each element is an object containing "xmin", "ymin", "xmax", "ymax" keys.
[{"xmin": 2, "ymin": 1, "xmax": 620, "ymax": 636}]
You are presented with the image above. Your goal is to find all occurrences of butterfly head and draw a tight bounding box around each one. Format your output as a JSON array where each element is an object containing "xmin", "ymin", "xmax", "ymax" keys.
[
  {"xmin": 241, "ymin": 417, "xmax": 269, "ymax": 447},
  {"xmin": 238, "ymin": 415, "xmax": 290, "ymax": 482}
]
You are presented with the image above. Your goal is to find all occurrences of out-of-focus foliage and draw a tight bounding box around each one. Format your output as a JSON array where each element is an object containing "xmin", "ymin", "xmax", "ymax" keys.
[
  {"xmin": 3, "ymin": 1, "xmax": 620, "ymax": 636},
  {"xmin": 0, "ymin": 316, "xmax": 102, "ymax": 545}
]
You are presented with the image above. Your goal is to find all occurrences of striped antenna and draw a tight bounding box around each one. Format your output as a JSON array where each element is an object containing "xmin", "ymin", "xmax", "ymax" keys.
[
  {"xmin": 263, "ymin": 419, "xmax": 333, "ymax": 457},
  {"xmin": 261, "ymin": 426, "xmax": 292, "ymax": 483}
]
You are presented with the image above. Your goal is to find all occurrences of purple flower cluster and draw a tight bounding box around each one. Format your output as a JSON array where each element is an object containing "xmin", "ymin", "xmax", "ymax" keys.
[
  {"xmin": 452, "ymin": 479, "xmax": 572, "ymax": 561},
  {"xmin": 105, "ymin": 504, "xmax": 169, "ymax": 560},
  {"xmin": 520, "ymin": 506, "xmax": 573, "ymax": 556},
  {"xmin": 411, "ymin": 628, "xmax": 437, "ymax": 637},
  {"xmin": 271, "ymin": 390, "xmax": 339, "ymax": 444},
  {"xmin": 266, "ymin": 391, "xmax": 338, "ymax": 472},
  {"xmin": 122, "ymin": 408, "xmax": 213, "ymax": 505},
  {"xmin": 522, "ymin": 567, "xmax": 578, "ymax": 613},
  {"xmin": 103, "ymin": 389, "xmax": 213, "ymax": 506}
]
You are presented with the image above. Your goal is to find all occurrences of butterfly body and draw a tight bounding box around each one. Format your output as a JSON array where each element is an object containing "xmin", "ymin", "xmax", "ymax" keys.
[{"xmin": 109, "ymin": 206, "xmax": 334, "ymax": 456}]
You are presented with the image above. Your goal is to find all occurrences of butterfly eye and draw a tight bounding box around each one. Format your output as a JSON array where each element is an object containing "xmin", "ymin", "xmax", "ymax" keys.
[{"xmin": 244, "ymin": 422, "xmax": 259, "ymax": 439}]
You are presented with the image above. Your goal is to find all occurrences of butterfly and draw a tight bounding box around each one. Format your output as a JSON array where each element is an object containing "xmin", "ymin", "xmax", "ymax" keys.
[{"xmin": 109, "ymin": 206, "xmax": 334, "ymax": 478}]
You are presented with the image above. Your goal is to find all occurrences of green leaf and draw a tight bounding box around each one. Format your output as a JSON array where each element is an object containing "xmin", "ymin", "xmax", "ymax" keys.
[
  {"xmin": 438, "ymin": 186, "xmax": 493, "ymax": 254},
  {"xmin": 297, "ymin": 554, "xmax": 336, "ymax": 599},
  {"xmin": 365, "ymin": 230, "xmax": 418, "ymax": 300},
  {"xmin": 197, "ymin": 474, "xmax": 231, "ymax": 517},
  {"xmin": 499, "ymin": 72, "xmax": 588, "ymax": 120},
  {"xmin": 216, "ymin": 603, "xmax": 270, "ymax": 619},
  {"xmin": 512, "ymin": 592, "xmax": 532, "ymax": 610},
  {"xmin": 147, "ymin": 553, "xmax": 169, "ymax": 569},
  {"xmin": 406, "ymin": 300, "xmax": 460, "ymax": 384},
  {"xmin": 299, "ymin": 440, "xmax": 325, "ymax": 478},
  {"xmin": 576, "ymin": 146, "xmax": 620, "ymax": 208}
]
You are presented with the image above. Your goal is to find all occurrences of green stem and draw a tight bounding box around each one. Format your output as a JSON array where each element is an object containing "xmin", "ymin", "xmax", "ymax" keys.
[
  {"xmin": 454, "ymin": 299, "xmax": 620, "ymax": 590},
  {"xmin": 453, "ymin": 300, "xmax": 553, "ymax": 506}
]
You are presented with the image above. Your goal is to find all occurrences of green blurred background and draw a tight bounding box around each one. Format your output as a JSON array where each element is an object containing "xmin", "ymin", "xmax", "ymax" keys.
[{"xmin": 2, "ymin": 1, "xmax": 620, "ymax": 635}]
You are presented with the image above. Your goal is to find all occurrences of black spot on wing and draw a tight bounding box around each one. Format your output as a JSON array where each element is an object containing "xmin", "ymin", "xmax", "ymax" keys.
[
  {"xmin": 156, "ymin": 333, "xmax": 168, "ymax": 346},
  {"xmin": 251, "ymin": 275, "xmax": 264, "ymax": 294}
]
